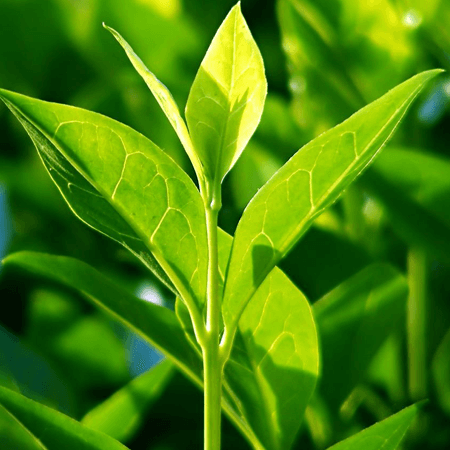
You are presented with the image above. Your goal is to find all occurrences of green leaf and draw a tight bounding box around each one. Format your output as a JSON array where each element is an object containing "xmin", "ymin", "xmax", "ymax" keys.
[
  {"xmin": 175, "ymin": 297, "xmax": 202, "ymax": 354},
  {"xmin": 0, "ymin": 89, "xmax": 208, "ymax": 312},
  {"xmin": 226, "ymin": 268, "xmax": 319, "ymax": 450},
  {"xmin": 220, "ymin": 230, "xmax": 319, "ymax": 450},
  {"xmin": 4, "ymin": 243, "xmax": 317, "ymax": 450},
  {"xmin": 326, "ymin": 403, "xmax": 420, "ymax": 450},
  {"xmin": 432, "ymin": 327, "xmax": 450, "ymax": 417},
  {"xmin": 0, "ymin": 404, "xmax": 47, "ymax": 450},
  {"xmin": 152, "ymin": 229, "xmax": 319, "ymax": 450},
  {"xmin": 313, "ymin": 264, "xmax": 408, "ymax": 409},
  {"xmin": 0, "ymin": 324, "xmax": 75, "ymax": 413},
  {"xmin": 363, "ymin": 147, "xmax": 450, "ymax": 262},
  {"xmin": 82, "ymin": 360, "xmax": 174, "ymax": 443},
  {"xmin": 103, "ymin": 24, "xmax": 204, "ymax": 186},
  {"xmin": 0, "ymin": 386, "xmax": 129, "ymax": 450},
  {"xmin": 222, "ymin": 69, "xmax": 441, "ymax": 337},
  {"xmin": 2, "ymin": 252, "xmax": 202, "ymax": 385},
  {"xmin": 185, "ymin": 2, "xmax": 267, "ymax": 189},
  {"xmin": 50, "ymin": 315, "xmax": 129, "ymax": 389}
]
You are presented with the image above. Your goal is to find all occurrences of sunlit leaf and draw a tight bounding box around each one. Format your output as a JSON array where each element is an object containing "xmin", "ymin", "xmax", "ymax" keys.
[
  {"xmin": 185, "ymin": 2, "xmax": 267, "ymax": 189},
  {"xmin": 0, "ymin": 89, "xmax": 208, "ymax": 311},
  {"xmin": 220, "ymin": 230, "xmax": 319, "ymax": 450},
  {"xmin": 222, "ymin": 70, "xmax": 441, "ymax": 338},
  {"xmin": 103, "ymin": 24, "xmax": 204, "ymax": 185}
]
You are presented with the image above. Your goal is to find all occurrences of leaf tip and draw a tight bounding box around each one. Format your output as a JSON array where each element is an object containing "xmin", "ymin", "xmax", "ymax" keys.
[
  {"xmin": 231, "ymin": 1, "xmax": 242, "ymax": 15},
  {"xmin": 1, "ymin": 254, "xmax": 13, "ymax": 266}
]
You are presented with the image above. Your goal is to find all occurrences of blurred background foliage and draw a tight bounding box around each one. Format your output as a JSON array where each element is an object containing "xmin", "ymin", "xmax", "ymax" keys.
[{"xmin": 0, "ymin": 0, "xmax": 449, "ymax": 449}]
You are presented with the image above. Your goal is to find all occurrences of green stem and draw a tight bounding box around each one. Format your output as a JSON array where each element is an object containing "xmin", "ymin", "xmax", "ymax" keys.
[
  {"xmin": 203, "ymin": 192, "xmax": 222, "ymax": 450},
  {"xmin": 407, "ymin": 246, "xmax": 428, "ymax": 401}
]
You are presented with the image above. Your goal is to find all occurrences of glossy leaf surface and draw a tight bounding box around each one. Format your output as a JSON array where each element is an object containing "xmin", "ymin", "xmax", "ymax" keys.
[
  {"xmin": 2, "ymin": 252, "xmax": 202, "ymax": 383},
  {"xmin": 326, "ymin": 403, "xmax": 419, "ymax": 450},
  {"xmin": 220, "ymin": 230, "xmax": 319, "ymax": 450},
  {"xmin": 0, "ymin": 89, "xmax": 208, "ymax": 309},
  {"xmin": 185, "ymin": 3, "xmax": 267, "ymax": 186},
  {"xmin": 313, "ymin": 264, "xmax": 408, "ymax": 409},
  {"xmin": 82, "ymin": 360, "xmax": 174, "ymax": 443},
  {"xmin": 0, "ymin": 386, "xmax": 129, "ymax": 450},
  {"xmin": 103, "ymin": 24, "xmax": 203, "ymax": 184},
  {"xmin": 222, "ymin": 69, "xmax": 441, "ymax": 335}
]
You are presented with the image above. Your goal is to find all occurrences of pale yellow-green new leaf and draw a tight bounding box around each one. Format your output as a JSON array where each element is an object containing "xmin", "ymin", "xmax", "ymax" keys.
[
  {"xmin": 103, "ymin": 24, "xmax": 204, "ymax": 188},
  {"xmin": 186, "ymin": 2, "xmax": 267, "ymax": 189}
]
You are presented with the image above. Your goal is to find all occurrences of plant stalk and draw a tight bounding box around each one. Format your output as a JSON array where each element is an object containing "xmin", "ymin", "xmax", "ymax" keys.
[
  {"xmin": 204, "ymin": 194, "xmax": 222, "ymax": 450},
  {"xmin": 407, "ymin": 246, "xmax": 428, "ymax": 401}
]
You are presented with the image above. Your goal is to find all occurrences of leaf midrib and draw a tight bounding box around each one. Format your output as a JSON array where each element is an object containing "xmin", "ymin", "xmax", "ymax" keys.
[
  {"xmin": 225, "ymin": 82, "xmax": 423, "ymax": 331},
  {"xmin": 1, "ymin": 95, "xmax": 202, "ymax": 315},
  {"xmin": 0, "ymin": 404, "xmax": 48, "ymax": 450},
  {"xmin": 212, "ymin": 7, "xmax": 239, "ymax": 184}
]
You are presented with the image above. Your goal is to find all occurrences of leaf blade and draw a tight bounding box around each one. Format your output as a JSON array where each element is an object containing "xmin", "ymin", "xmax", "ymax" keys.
[
  {"xmin": 314, "ymin": 263, "xmax": 408, "ymax": 409},
  {"xmin": 185, "ymin": 2, "xmax": 267, "ymax": 186},
  {"xmin": 0, "ymin": 89, "xmax": 208, "ymax": 312},
  {"xmin": 0, "ymin": 386, "xmax": 130, "ymax": 450},
  {"xmin": 363, "ymin": 147, "xmax": 450, "ymax": 262},
  {"xmin": 220, "ymin": 230, "xmax": 319, "ymax": 450},
  {"xmin": 103, "ymin": 24, "xmax": 204, "ymax": 185},
  {"xmin": 2, "ymin": 252, "xmax": 202, "ymax": 385},
  {"xmin": 82, "ymin": 360, "xmax": 174, "ymax": 443},
  {"xmin": 326, "ymin": 403, "xmax": 420, "ymax": 450},
  {"xmin": 222, "ymin": 69, "xmax": 442, "ymax": 336}
]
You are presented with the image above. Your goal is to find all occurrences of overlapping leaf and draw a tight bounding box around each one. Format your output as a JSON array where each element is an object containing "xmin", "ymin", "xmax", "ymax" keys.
[
  {"xmin": 0, "ymin": 89, "xmax": 208, "ymax": 310},
  {"xmin": 185, "ymin": 3, "xmax": 267, "ymax": 188},
  {"xmin": 222, "ymin": 69, "xmax": 441, "ymax": 337},
  {"xmin": 2, "ymin": 252, "xmax": 202, "ymax": 383},
  {"xmin": 4, "ymin": 244, "xmax": 318, "ymax": 450},
  {"xmin": 103, "ymin": 24, "xmax": 204, "ymax": 186},
  {"xmin": 221, "ymin": 230, "xmax": 319, "ymax": 450}
]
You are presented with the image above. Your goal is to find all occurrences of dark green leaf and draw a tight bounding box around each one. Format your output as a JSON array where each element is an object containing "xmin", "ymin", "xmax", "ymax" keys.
[
  {"xmin": 314, "ymin": 264, "xmax": 408, "ymax": 409},
  {"xmin": 364, "ymin": 147, "xmax": 450, "ymax": 261},
  {"xmin": 432, "ymin": 327, "xmax": 450, "ymax": 417},
  {"xmin": 82, "ymin": 360, "xmax": 174, "ymax": 442},
  {"xmin": 2, "ymin": 252, "xmax": 202, "ymax": 385},
  {"xmin": 0, "ymin": 386, "xmax": 130, "ymax": 450}
]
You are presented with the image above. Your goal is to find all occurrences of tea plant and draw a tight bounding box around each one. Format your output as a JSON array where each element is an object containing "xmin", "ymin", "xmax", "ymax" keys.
[{"xmin": 0, "ymin": 3, "xmax": 442, "ymax": 450}]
